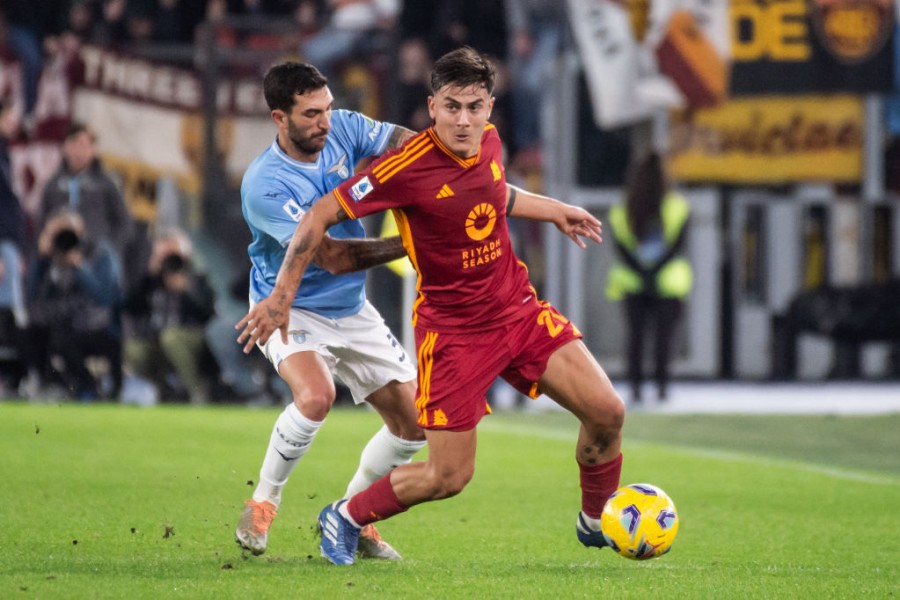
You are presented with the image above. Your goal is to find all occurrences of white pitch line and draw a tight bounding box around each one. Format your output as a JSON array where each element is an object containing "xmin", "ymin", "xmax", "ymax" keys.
[{"xmin": 480, "ymin": 421, "xmax": 900, "ymax": 487}]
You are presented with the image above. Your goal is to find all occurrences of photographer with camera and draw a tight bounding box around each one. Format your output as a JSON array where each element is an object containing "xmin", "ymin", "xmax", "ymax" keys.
[
  {"xmin": 26, "ymin": 209, "xmax": 123, "ymax": 400},
  {"xmin": 123, "ymin": 227, "xmax": 217, "ymax": 405}
]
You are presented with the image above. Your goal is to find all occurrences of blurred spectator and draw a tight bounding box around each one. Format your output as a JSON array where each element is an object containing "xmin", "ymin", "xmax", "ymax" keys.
[
  {"xmin": 300, "ymin": 0, "xmax": 400, "ymax": 78},
  {"xmin": 606, "ymin": 151, "xmax": 692, "ymax": 403},
  {"xmin": 122, "ymin": 0, "xmax": 159, "ymax": 43},
  {"xmin": 423, "ymin": 1, "xmax": 514, "ymax": 151},
  {"xmin": 26, "ymin": 209, "xmax": 123, "ymax": 400},
  {"xmin": 9, "ymin": 31, "xmax": 85, "ymax": 221},
  {"xmin": 122, "ymin": 227, "xmax": 219, "ymax": 405},
  {"xmin": 156, "ymin": 0, "xmax": 209, "ymax": 44},
  {"xmin": 0, "ymin": 10, "xmax": 26, "ymax": 178},
  {"xmin": 64, "ymin": 1, "xmax": 99, "ymax": 42},
  {"xmin": 397, "ymin": 0, "xmax": 438, "ymax": 43},
  {"xmin": 40, "ymin": 122, "xmax": 133, "ymax": 265},
  {"xmin": 207, "ymin": 0, "xmax": 301, "ymax": 17},
  {"xmin": 394, "ymin": 37, "xmax": 432, "ymax": 131},
  {"xmin": 204, "ymin": 271, "xmax": 286, "ymax": 405},
  {"xmin": 0, "ymin": 164, "xmax": 29, "ymax": 393},
  {"xmin": 0, "ymin": 2, "xmax": 49, "ymax": 116},
  {"xmin": 430, "ymin": 0, "xmax": 507, "ymax": 60},
  {"xmin": 504, "ymin": 0, "xmax": 568, "ymax": 166},
  {"xmin": 92, "ymin": 0, "xmax": 128, "ymax": 44}
]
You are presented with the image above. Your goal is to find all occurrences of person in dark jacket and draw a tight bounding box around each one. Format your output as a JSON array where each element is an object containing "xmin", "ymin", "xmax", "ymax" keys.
[
  {"xmin": 39, "ymin": 122, "xmax": 133, "ymax": 264},
  {"xmin": 27, "ymin": 209, "xmax": 123, "ymax": 400},
  {"xmin": 123, "ymin": 227, "xmax": 218, "ymax": 404}
]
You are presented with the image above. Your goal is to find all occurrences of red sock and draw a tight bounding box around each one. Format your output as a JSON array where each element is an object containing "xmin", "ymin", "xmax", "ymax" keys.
[
  {"xmin": 579, "ymin": 453, "xmax": 623, "ymax": 519},
  {"xmin": 346, "ymin": 474, "xmax": 409, "ymax": 526}
]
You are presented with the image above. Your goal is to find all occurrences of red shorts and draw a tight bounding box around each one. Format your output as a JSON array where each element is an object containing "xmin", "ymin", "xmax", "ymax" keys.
[{"xmin": 414, "ymin": 299, "xmax": 582, "ymax": 431}]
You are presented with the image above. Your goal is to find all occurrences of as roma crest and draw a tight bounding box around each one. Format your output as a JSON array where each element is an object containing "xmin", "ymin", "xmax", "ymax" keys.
[{"xmin": 811, "ymin": 0, "xmax": 893, "ymax": 64}]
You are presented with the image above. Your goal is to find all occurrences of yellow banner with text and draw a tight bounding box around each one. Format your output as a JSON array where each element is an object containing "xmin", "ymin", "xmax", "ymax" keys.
[{"xmin": 669, "ymin": 95, "xmax": 864, "ymax": 183}]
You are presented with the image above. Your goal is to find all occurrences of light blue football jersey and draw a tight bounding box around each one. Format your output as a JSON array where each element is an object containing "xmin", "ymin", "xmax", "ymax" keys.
[{"xmin": 241, "ymin": 109, "xmax": 394, "ymax": 317}]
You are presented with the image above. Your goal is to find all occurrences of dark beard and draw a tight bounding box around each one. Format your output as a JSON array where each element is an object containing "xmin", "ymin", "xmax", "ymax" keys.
[
  {"xmin": 287, "ymin": 121, "xmax": 327, "ymax": 156},
  {"xmin": 288, "ymin": 134, "xmax": 324, "ymax": 156}
]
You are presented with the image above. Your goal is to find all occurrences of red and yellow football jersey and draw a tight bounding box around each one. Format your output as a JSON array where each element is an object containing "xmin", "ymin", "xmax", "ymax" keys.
[{"xmin": 334, "ymin": 125, "xmax": 534, "ymax": 332}]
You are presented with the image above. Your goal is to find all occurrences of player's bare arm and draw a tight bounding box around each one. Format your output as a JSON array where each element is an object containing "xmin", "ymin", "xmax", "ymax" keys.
[
  {"xmin": 236, "ymin": 192, "xmax": 345, "ymax": 353},
  {"xmin": 314, "ymin": 235, "xmax": 407, "ymax": 275},
  {"xmin": 387, "ymin": 126, "xmax": 416, "ymax": 150},
  {"xmin": 506, "ymin": 184, "xmax": 602, "ymax": 248}
]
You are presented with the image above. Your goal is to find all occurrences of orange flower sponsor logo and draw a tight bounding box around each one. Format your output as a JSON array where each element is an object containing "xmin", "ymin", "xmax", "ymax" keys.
[{"xmin": 465, "ymin": 203, "xmax": 496, "ymax": 241}]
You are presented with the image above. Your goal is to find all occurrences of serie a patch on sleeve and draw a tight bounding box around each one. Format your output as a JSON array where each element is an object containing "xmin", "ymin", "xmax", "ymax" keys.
[
  {"xmin": 282, "ymin": 198, "xmax": 304, "ymax": 221},
  {"xmin": 349, "ymin": 176, "xmax": 374, "ymax": 202}
]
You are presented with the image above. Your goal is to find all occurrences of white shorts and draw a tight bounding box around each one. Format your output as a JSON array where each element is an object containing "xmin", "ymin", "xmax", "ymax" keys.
[{"xmin": 257, "ymin": 300, "xmax": 416, "ymax": 404}]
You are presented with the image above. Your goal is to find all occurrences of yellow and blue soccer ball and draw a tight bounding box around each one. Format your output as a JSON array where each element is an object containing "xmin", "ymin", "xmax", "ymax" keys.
[{"xmin": 600, "ymin": 483, "xmax": 679, "ymax": 560}]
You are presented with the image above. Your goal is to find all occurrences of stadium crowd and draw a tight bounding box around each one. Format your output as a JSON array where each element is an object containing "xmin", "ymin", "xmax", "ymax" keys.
[{"xmin": 0, "ymin": 0, "xmax": 564, "ymax": 403}]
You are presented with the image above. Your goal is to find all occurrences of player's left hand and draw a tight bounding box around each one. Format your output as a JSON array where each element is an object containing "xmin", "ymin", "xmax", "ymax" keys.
[
  {"xmin": 556, "ymin": 206, "xmax": 602, "ymax": 249},
  {"xmin": 235, "ymin": 295, "xmax": 290, "ymax": 354}
]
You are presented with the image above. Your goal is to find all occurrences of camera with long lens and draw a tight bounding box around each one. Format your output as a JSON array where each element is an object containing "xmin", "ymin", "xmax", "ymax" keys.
[
  {"xmin": 159, "ymin": 253, "xmax": 187, "ymax": 275},
  {"xmin": 51, "ymin": 229, "xmax": 81, "ymax": 257}
]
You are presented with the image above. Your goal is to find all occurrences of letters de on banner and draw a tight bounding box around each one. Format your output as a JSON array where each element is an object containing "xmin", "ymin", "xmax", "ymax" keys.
[{"xmin": 730, "ymin": 0, "xmax": 894, "ymax": 94}]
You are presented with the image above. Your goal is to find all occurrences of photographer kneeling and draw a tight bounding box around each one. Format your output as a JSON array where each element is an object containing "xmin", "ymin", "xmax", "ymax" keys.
[
  {"xmin": 27, "ymin": 209, "xmax": 123, "ymax": 400},
  {"xmin": 123, "ymin": 228, "xmax": 217, "ymax": 405}
]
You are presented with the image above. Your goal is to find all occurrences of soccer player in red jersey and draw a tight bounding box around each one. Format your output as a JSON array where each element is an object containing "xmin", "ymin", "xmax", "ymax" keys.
[{"xmin": 237, "ymin": 46, "xmax": 625, "ymax": 564}]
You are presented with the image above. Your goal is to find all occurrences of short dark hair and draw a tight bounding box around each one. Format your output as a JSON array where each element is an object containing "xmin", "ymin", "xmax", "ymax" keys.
[
  {"xmin": 263, "ymin": 62, "xmax": 328, "ymax": 112},
  {"xmin": 65, "ymin": 122, "xmax": 95, "ymax": 142},
  {"xmin": 430, "ymin": 46, "xmax": 495, "ymax": 96}
]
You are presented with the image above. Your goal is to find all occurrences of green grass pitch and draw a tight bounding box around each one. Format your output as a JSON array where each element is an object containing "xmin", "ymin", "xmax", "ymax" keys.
[{"xmin": 1, "ymin": 401, "xmax": 898, "ymax": 599}]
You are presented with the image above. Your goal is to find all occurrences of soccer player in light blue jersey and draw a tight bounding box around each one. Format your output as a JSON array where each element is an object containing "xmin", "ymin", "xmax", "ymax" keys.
[{"xmin": 234, "ymin": 62, "xmax": 424, "ymax": 560}]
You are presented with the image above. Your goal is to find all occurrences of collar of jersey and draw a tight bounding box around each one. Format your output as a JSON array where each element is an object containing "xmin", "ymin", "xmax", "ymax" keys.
[
  {"xmin": 427, "ymin": 128, "xmax": 481, "ymax": 168},
  {"xmin": 271, "ymin": 137, "xmax": 322, "ymax": 170}
]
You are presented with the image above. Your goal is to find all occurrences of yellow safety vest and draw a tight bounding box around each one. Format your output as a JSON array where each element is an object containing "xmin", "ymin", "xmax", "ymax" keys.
[{"xmin": 605, "ymin": 191, "xmax": 693, "ymax": 300}]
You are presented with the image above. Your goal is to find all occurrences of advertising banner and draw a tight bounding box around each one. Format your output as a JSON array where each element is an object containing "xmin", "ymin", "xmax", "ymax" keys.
[
  {"xmin": 10, "ymin": 44, "xmax": 273, "ymax": 223},
  {"xmin": 669, "ymin": 95, "xmax": 864, "ymax": 183},
  {"xmin": 731, "ymin": 0, "xmax": 894, "ymax": 94},
  {"xmin": 72, "ymin": 46, "xmax": 271, "ymax": 221}
]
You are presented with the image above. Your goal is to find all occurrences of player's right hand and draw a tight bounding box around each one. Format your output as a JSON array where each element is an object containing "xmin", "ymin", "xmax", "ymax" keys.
[{"xmin": 236, "ymin": 296, "xmax": 289, "ymax": 354}]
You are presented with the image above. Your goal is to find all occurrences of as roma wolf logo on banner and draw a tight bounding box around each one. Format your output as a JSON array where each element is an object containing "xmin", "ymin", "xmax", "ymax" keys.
[
  {"xmin": 730, "ymin": 0, "xmax": 894, "ymax": 94},
  {"xmin": 810, "ymin": 0, "xmax": 893, "ymax": 65}
]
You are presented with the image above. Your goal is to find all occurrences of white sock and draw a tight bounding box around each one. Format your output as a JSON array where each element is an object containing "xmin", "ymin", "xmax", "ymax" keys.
[
  {"xmin": 252, "ymin": 403, "xmax": 323, "ymax": 508},
  {"xmin": 336, "ymin": 500, "xmax": 362, "ymax": 528},
  {"xmin": 343, "ymin": 425, "xmax": 426, "ymax": 498},
  {"xmin": 580, "ymin": 511, "xmax": 602, "ymax": 532}
]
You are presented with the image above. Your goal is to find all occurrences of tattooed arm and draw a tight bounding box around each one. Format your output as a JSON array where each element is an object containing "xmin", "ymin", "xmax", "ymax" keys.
[
  {"xmin": 309, "ymin": 125, "xmax": 414, "ymax": 274},
  {"xmin": 314, "ymin": 235, "xmax": 407, "ymax": 275},
  {"xmin": 236, "ymin": 191, "xmax": 347, "ymax": 352},
  {"xmin": 387, "ymin": 126, "xmax": 416, "ymax": 150}
]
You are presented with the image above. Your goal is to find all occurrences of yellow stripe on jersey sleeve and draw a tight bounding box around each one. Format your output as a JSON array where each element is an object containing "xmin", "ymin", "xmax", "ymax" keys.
[
  {"xmin": 333, "ymin": 188, "xmax": 357, "ymax": 219},
  {"xmin": 372, "ymin": 136, "xmax": 434, "ymax": 183}
]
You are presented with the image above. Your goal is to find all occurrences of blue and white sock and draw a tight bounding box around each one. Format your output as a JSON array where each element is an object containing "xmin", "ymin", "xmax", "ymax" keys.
[{"xmin": 253, "ymin": 403, "xmax": 323, "ymax": 508}]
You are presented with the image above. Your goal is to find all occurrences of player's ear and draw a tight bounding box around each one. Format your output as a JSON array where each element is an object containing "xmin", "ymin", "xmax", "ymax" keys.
[
  {"xmin": 427, "ymin": 96, "xmax": 436, "ymax": 120},
  {"xmin": 271, "ymin": 109, "xmax": 286, "ymax": 126}
]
